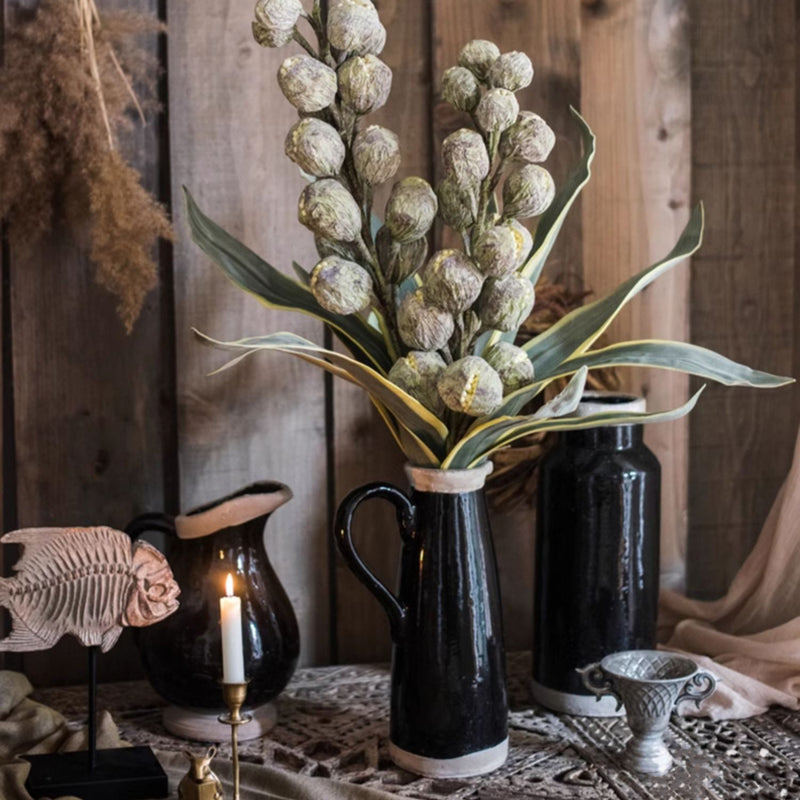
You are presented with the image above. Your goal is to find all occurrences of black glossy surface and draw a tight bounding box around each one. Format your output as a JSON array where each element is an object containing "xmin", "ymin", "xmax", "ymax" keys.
[
  {"xmin": 335, "ymin": 482, "xmax": 507, "ymax": 760},
  {"xmin": 127, "ymin": 483, "xmax": 299, "ymax": 711},
  {"xmin": 25, "ymin": 747, "xmax": 168, "ymax": 800},
  {"xmin": 534, "ymin": 421, "xmax": 661, "ymax": 696}
]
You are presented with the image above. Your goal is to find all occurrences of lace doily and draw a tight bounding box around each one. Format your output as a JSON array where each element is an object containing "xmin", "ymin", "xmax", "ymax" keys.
[{"xmin": 35, "ymin": 653, "xmax": 800, "ymax": 798}]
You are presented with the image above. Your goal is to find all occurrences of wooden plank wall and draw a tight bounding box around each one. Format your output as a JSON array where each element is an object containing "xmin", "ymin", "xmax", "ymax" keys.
[
  {"xmin": 686, "ymin": 0, "xmax": 798, "ymax": 598},
  {"xmin": 0, "ymin": 0, "xmax": 796, "ymax": 683}
]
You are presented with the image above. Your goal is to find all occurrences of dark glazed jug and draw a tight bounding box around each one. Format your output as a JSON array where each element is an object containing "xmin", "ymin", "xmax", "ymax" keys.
[
  {"xmin": 532, "ymin": 393, "xmax": 661, "ymax": 715},
  {"xmin": 126, "ymin": 482, "xmax": 299, "ymax": 731},
  {"xmin": 334, "ymin": 464, "xmax": 507, "ymax": 779}
]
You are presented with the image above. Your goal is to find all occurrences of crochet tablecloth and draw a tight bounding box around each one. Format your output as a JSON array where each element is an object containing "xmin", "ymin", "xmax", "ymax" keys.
[{"xmin": 35, "ymin": 653, "xmax": 800, "ymax": 799}]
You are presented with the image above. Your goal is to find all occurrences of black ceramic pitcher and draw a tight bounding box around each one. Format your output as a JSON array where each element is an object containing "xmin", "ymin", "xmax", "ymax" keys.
[
  {"xmin": 532, "ymin": 393, "xmax": 661, "ymax": 715},
  {"xmin": 334, "ymin": 463, "xmax": 508, "ymax": 779},
  {"xmin": 126, "ymin": 481, "xmax": 299, "ymax": 740}
]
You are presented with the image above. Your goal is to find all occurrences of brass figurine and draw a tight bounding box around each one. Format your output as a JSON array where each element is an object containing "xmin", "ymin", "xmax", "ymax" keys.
[{"xmin": 178, "ymin": 746, "xmax": 224, "ymax": 800}]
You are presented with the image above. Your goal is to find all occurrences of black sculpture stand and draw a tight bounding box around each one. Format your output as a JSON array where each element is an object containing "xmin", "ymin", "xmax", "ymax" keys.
[{"xmin": 24, "ymin": 647, "xmax": 168, "ymax": 800}]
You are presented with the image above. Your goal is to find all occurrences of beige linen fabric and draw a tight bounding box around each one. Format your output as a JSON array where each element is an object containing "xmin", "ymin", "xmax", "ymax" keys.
[
  {"xmin": 659, "ymin": 426, "xmax": 800, "ymax": 720},
  {"xmin": 157, "ymin": 751, "xmax": 398, "ymax": 800},
  {"xmin": 0, "ymin": 670, "xmax": 396, "ymax": 800},
  {"xmin": 0, "ymin": 670, "xmax": 124, "ymax": 800}
]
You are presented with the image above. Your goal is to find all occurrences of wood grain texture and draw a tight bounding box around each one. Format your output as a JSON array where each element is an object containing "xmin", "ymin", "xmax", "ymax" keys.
[
  {"xmin": 687, "ymin": 0, "xmax": 797, "ymax": 598},
  {"xmin": 332, "ymin": 0, "xmax": 430, "ymax": 664},
  {"xmin": 581, "ymin": 0, "xmax": 691, "ymax": 590},
  {"xmin": 168, "ymin": 1, "xmax": 330, "ymax": 664},
  {"xmin": 431, "ymin": 0, "xmax": 582, "ymax": 652},
  {"xmin": 7, "ymin": 0, "xmax": 167, "ymax": 685}
]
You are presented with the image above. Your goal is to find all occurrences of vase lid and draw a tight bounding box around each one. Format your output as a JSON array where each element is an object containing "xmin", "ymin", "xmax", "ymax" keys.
[{"xmin": 175, "ymin": 481, "xmax": 292, "ymax": 540}]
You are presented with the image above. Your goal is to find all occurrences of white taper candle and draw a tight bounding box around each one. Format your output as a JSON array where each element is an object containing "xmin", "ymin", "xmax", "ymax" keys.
[{"xmin": 220, "ymin": 573, "xmax": 245, "ymax": 683}]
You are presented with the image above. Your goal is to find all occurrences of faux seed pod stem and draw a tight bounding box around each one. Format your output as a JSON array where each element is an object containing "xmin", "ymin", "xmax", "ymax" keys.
[{"xmin": 185, "ymin": 0, "xmax": 793, "ymax": 469}]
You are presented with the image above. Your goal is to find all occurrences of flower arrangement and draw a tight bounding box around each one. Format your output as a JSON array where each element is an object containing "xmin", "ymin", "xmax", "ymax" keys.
[{"xmin": 185, "ymin": 0, "xmax": 790, "ymax": 471}]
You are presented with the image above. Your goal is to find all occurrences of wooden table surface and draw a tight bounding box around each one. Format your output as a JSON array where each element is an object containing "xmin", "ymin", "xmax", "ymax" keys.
[{"xmin": 35, "ymin": 653, "xmax": 800, "ymax": 799}]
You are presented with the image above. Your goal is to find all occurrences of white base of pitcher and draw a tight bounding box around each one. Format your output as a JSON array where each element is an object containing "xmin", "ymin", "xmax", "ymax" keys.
[
  {"xmin": 162, "ymin": 702, "xmax": 276, "ymax": 741},
  {"xmin": 389, "ymin": 738, "xmax": 508, "ymax": 778},
  {"xmin": 530, "ymin": 678, "xmax": 625, "ymax": 717}
]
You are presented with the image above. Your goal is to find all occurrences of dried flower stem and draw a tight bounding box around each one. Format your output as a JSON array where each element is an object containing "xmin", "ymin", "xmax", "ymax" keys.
[
  {"xmin": 75, "ymin": 0, "xmax": 113, "ymax": 148},
  {"xmin": 475, "ymin": 130, "xmax": 500, "ymax": 236},
  {"xmin": 292, "ymin": 28, "xmax": 318, "ymax": 58}
]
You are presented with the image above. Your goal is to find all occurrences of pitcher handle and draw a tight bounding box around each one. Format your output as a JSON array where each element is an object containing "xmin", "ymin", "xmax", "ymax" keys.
[
  {"xmin": 333, "ymin": 483, "xmax": 414, "ymax": 643},
  {"xmin": 125, "ymin": 512, "xmax": 177, "ymax": 541},
  {"xmin": 676, "ymin": 671, "xmax": 717, "ymax": 709},
  {"xmin": 577, "ymin": 662, "xmax": 624, "ymax": 712}
]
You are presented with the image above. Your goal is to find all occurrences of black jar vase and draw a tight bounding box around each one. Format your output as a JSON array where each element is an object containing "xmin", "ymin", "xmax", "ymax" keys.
[
  {"xmin": 334, "ymin": 464, "xmax": 508, "ymax": 778},
  {"xmin": 532, "ymin": 393, "xmax": 661, "ymax": 716},
  {"xmin": 126, "ymin": 481, "xmax": 299, "ymax": 740}
]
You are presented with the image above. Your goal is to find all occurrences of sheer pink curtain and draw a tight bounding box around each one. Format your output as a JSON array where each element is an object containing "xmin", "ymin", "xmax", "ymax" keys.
[{"xmin": 659, "ymin": 428, "xmax": 800, "ymax": 719}]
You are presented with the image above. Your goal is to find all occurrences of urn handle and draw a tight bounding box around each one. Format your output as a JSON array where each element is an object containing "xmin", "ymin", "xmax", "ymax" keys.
[
  {"xmin": 676, "ymin": 670, "xmax": 717, "ymax": 710},
  {"xmin": 333, "ymin": 483, "xmax": 414, "ymax": 643},
  {"xmin": 577, "ymin": 662, "xmax": 624, "ymax": 712},
  {"xmin": 125, "ymin": 512, "xmax": 177, "ymax": 541}
]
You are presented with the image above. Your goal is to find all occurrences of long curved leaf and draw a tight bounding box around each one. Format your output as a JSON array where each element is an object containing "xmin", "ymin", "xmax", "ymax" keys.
[
  {"xmin": 184, "ymin": 188, "xmax": 393, "ymax": 374},
  {"xmin": 446, "ymin": 368, "xmax": 587, "ymax": 468},
  {"xmin": 194, "ymin": 330, "xmax": 448, "ymax": 455},
  {"xmin": 554, "ymin": 340, "xmax": 793, "ymax": 387},
  {"xmin": 521, "ymin": 108, "xmax": 596, "ymax": 284},
  {"xmin": 444, "ymin": 387, "xmax": 705, "ymax": 469},
  {"xmin": 525, "ymin": 204, "xmax": 705, "ymax": 379},
  {"xmin": 368, "ymin": 398, "xmax": 441, "ymax": 467}
]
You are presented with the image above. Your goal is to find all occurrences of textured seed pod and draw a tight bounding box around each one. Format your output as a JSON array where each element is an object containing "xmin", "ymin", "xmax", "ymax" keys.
[
  {"xmin": 352, "ymin": 125, "xmax": 401, "ymax": 185},
  {"xmin": 388, "ymin": 351, "xmax": 447, "ymax": 414},
  {"xmin": 252, "ymin": 20, "xmax": 295, "ymax": 47},
  {"xmin": 315, "ymin": 236, "xmax": 355, "ymax": 261},
  {"xmin": 252, "ymin": 0, "xmax": 303, "ymax": 47},
  {"xmin": 327, "ymin": 0, "xmax": 386, "ymax": 56},
  {"xmin": 385, "ymin": 177, "xmax": 438, "ymax": 243},
  {"xmin": 502, "ymin": 164, "xmax": 555, "ymax": 219},
  {"xmin": 478, "ymin": 274, "xmax": 535, "ymax": 332},
  {"xmin": 441, "ymin": 66, "xmax": 481, "ymax": 113},
  {"xmin": 458, "ymin": 39, "xmax": 501, "ymax": 82},
  {"xmin": 437, "ymin": 176, "xmax": 477, "ymax": 232},
  {"xmin": 437, "ymin": 356, "xmax": 503, "ymax": 416},
  {"xmin": 475, "ymin": 88, "xmax": 519, "ymax": 134},
  {"xmin": 421, "ymin": 249, "xmax": 483, "ymax": 314},
  {"xmin": 397, "ymin": 289, "xmax": 455, "ymax": 351},
  {"xmin": 488, "ymin": 51, "xmax": 534, "ymax": 92},
  {"xmin": 441, "ymin": 129, "xmax": 490, "ymax": 188},
  {"xmin": 278, "ymin": 56, "xmax": 337, "ymax": 112},
  {"xmin": 437, "ymin": 177, "xmax": 477, "ymax": 232},
  {"xmin": 473, "ymin": 225, "xmax": 518, "ymax": 277},
  {"xmin": 483, "ymin": 341, "xmax": 534, "ymax": 394},
  {"xmin": 503, "ymin": 218, "xmax": 533, "ymax": 268},
  {"xmin": 500, "ymin": 111, "xmax": 555, "ymax": 164},
  {"xmin": 285, "ymin": 118, "xmax": 345, "ymax": 178},
  {"xmin": 376, "ymin": 227, "xmax": 427, "ymax": 283},
  {"xmin": 298, "ymin": 179, "xmax": 362, "ymax": 241},
  {"xmin": 310, "ymin": 256, "xmax": 373, "ymax": 314},
  {"xmin": 338, "ymin": 55, "xmax": 392, "ymax": 115}
]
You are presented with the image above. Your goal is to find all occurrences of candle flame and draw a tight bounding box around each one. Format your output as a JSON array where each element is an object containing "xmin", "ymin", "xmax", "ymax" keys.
[{"xmin": 225, "ymin": 573, "xmax": 234, "ymax": 597}]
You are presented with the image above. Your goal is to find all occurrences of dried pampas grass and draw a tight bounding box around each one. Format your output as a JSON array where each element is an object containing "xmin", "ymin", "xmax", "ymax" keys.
[{"xmin": 0, "ymin": 0, "xmax": 173, "ymax": 331}]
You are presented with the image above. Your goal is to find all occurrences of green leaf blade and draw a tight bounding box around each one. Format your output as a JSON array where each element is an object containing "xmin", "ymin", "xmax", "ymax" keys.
[
  {"xmin": 555, "ymin": 340, "xmax": 794, "ymax": 388},
  {"xmin": 524, "ymin": 203, "xmax": 705, "ymax": 380},
  {"xmin": 184, "ymin": 188, "xmax": 393, "ymax": 373},
  {"xmin": 194, "ymin": 330, "xmax": 449, "ymax": 458}
]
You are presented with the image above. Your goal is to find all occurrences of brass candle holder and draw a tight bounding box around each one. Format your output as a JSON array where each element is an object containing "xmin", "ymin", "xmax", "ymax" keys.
[{"xmin": 219, "ymin": 681, "xmax": 252, "ymax": 800}]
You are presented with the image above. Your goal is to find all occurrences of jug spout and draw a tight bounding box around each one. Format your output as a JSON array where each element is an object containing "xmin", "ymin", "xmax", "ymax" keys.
[{"xmin": 176, "ymin": 482, "xmax": 292, "ymax": 540}]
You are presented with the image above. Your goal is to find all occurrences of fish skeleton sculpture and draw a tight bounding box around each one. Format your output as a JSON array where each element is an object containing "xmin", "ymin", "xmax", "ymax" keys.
[{"xmin": 0, "ymin": 526, "xmax": 180, "ymax": 653}]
